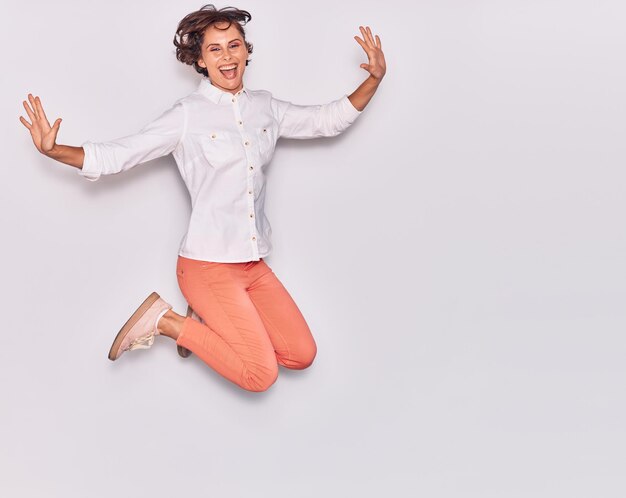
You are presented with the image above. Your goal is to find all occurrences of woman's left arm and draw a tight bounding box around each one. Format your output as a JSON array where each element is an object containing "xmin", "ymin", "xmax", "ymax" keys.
[
  {"xmin": 348, "ymin": 26, "xmax": 387, "ymax": 112},
  {"xmin": 270, "ymin": 26, "xmax": 386, "ymax": 139}
]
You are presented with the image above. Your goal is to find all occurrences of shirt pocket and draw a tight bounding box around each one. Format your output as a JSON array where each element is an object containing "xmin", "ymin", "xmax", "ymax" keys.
[
  {"xmin": 256, "ymin": 123, "xmax": 277, "ymax": 164},
  {"xmin": 194, "ymin": 131, "xmax": 238, "ymax": 170}
]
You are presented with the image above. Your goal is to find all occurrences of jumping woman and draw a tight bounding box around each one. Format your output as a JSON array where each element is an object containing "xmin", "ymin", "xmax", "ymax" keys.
[{"xmin": 19, "ymin": 4, "xmax": 386, "ymax": 392}]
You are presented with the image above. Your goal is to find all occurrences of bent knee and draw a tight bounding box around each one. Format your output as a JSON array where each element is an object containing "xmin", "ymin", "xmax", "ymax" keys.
[
  {"xmin": 279, "ymin": 342, "xmax": 317, "ymax": 370},
  {"xmin": 242, "ymin": 363, "xmax": 279, "ymax": 392}
]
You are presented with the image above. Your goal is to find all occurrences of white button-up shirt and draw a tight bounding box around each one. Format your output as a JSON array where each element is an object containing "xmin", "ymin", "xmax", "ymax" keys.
[{"xmin": 79, "ymin": 77, "xmax": 362, "ymax": 262}]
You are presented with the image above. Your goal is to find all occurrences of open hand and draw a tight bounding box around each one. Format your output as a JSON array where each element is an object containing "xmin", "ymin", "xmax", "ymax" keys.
[
  {"xmin": 19, "ymin": 94, "xmax": 62, "ymax": 155},
  {"xmin": 354, "ymin": 26, "xmax": 386, "ymax": 82}
]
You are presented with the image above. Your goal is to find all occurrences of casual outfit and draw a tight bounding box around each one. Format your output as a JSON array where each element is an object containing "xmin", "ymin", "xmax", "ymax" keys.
[{"xmin": 82, "ymin": 77, "xmax": 362, "ymax": 390}]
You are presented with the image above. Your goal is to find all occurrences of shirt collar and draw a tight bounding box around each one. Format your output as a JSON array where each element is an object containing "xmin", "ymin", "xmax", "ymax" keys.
[{"xmin": 197, "ymin": 77, "xmax": 248, "ymax": 105}]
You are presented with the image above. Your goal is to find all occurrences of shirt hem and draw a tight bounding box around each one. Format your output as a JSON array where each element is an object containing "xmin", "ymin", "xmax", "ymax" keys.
[{"xmin": 177, "ymin": 249, "xmax": 271, "ymax": 263}]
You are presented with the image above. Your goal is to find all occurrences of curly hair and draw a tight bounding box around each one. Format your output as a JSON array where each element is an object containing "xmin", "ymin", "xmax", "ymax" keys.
[{"xmin": 173, "ymin": 4, "xmax": 253, "ymax": 77}]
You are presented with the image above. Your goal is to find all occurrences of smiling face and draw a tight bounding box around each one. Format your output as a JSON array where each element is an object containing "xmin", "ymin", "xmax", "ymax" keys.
[{"xmin": 197, "ymin": 21, "xmax": 248, "ymax": 94}]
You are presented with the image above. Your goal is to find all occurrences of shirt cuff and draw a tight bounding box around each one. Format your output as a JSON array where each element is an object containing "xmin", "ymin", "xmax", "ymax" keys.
[
  {"xmin": 78, "ymin": 141, "xmax": 102, "ymax": 182},
  {"xmin": 341, "ymin": 94, "xmax": 363, "ymax": 123}
]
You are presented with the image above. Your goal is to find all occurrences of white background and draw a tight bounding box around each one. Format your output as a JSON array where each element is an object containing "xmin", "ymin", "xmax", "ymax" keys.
[{"xmin": 2, "ymin": 0, "xmax": 626, "ymax": 496}]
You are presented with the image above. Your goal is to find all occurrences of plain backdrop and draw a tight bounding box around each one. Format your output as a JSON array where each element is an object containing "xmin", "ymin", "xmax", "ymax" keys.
[{"xmin": 2, "ymin": 0, "xmax": 626, "ymax": 496}]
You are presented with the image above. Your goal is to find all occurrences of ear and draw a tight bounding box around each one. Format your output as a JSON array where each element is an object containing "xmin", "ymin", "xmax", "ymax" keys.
[{"xmin": 197, "ymin": 58, "xmax": 206, "ymax": 68}]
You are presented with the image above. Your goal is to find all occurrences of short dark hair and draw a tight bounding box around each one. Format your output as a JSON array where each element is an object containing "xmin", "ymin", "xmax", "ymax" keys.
[{"xmin": 173, "ymin": 4, "xmax": 253, "ymax": 77}]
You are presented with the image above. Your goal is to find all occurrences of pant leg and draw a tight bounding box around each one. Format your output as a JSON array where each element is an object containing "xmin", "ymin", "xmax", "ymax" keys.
[
  {"xmin": 245, "ymin": 259, "xmax": 317, "ymax": 370},
  {"xmin": 175, "ymin": 256, "xmax": 278, "ymax": 392}
]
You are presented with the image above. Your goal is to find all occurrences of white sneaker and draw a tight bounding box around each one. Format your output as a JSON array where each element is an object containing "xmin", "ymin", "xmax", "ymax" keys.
[{"xmin": 108, "ymin": 292, "xmax": 172, "ymax": 361}]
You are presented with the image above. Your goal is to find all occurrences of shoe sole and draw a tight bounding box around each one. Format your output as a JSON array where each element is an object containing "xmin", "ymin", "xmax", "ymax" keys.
[
  {"xmin": 108, "ymin": 291, "xmax": 161, "ymax": 361},
  {"xmin": 177, "ymin": 305, "xmax": 195, "ymax": 358}
]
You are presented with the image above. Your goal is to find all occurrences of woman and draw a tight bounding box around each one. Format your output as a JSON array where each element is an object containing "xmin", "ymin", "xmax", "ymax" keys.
[{"xmin": 19, "ymin": 4, "xmax": 386, "ymax": 392}]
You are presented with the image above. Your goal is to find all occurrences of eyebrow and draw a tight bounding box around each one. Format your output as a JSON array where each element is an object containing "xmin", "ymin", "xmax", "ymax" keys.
[{"xmin": 206, "ymin": 38, "xmax": 242, "ymax": 47}]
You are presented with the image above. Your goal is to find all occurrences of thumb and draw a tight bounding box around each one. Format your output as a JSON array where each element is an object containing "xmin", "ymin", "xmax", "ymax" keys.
[
  {"xmin": 360, "ymin": 63, "xmax": 369, "ymax": 70},
  {"xmin": 52, "ymin": 118, "xmax": 62, "ymax": 135}
]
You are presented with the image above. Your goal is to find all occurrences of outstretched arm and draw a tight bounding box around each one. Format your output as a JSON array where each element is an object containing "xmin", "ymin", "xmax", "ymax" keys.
[
  {"xmin": 270, "ymin": 25, "xmax": 385, "ymax": 140},
  {"xmin": 348, "ymin": 25, "xmax": 386, "ymax": 111},
  {"xmin": 19, "ymin": 93, "xmax": 185, "ymax": 182}
]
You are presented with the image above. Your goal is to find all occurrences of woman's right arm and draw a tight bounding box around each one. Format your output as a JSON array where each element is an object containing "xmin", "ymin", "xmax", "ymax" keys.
[
  {"xmin": 45, "ymin": 144, "xmax": 85, "ymax": 168},
  {"xmin": 20, "ymin": 93, "xmax": 186, "ymax": 182}
]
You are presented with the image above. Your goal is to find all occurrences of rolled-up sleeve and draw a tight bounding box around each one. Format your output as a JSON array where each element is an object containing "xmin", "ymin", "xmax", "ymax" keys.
[
  {"xmin": 271, "ymin": 94, "xmax": 362, "ymax": 139},
  {"xmin": 78, "ymin": 100, "xmax": 186, "ymax": 182}
]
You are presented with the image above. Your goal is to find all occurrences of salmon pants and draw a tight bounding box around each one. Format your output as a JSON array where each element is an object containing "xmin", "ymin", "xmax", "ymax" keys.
[{"xmin": 175, "ymin": 255, "xmax": 317, "ymax": 392}]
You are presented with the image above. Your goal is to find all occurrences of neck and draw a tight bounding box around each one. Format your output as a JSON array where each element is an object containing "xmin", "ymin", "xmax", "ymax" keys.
[{"xmin": 210, "ymin": 81, "xmax": 243, "ymax": 95}]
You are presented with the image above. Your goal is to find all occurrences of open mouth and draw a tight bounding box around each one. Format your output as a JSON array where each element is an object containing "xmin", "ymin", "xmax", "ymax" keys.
[{"xmin": 219, "ymin": 64, "xmax": 238, "ymax": 80}]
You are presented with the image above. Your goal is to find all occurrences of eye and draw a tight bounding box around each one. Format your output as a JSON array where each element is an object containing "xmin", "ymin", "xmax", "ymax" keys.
[{"xmin": 210, "ymin": 44, "xmax": 239, "ymax": 51}]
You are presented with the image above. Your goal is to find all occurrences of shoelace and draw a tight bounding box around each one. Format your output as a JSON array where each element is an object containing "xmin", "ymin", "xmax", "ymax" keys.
[
  {"xmin": 126, "ymin": 332, "xmax": 156, "ymax": 351},
  {"xmin": 123, "ymin": 307, "xmax": 169, "ymax": 353}
]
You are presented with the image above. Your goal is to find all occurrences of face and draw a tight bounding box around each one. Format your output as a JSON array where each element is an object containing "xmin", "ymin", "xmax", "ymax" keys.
[{"xmin": 197, "ymin": 22, "xmax": 248, "ymax": 94}]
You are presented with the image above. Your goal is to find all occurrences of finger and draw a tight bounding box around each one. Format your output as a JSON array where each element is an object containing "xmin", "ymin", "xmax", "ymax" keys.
[
  {"xmin": 364, "ymin": 26, "xmax": 375, "ymax": 48},
  {"xmin": 23, "ymin": 100, "xmax": 36, "ymax": 122},
  {"xmin": 375, "ymin": 34, "xmax": 381, "ymax": 49},
  {"xmin": 51, "ymin": 118, "xmax": 62, "ymax": 138},
  {"xmin": 366, "ymin": 26, "xmax": 376, "ymax": 46},
  {"xmin": 359, "ymin": 26, "xmax": 369, "ymax": 46},
  {"xmin": 354, "ymin": 35, "xmax": 369, "ymax": 53},
  {"xmin": 359, "ymin": 26, "xmax": 373, "ymax": 49},
  {"xmin": 28, "ymin": 94, "xmax": 40, "ymax": 120},
  {"xmin": 35, "ymin": 96, "xmax": 51, "ymax": 125},
  {"xmin": 19, "ymin": 115, "xmax": 33, "ymax": 130}
]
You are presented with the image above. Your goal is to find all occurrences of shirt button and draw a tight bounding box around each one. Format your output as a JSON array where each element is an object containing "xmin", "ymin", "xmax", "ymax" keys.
[
  {"xmin": 248, "ymin": 190, "xmax": 253, "ymax": 195},
  {"xmin": 244, "ymin": 141, "xmax": 249, "ymax": 146},
  {"xmin": 231, "ymin": 98, "xmax": 235, "ymax": 102},
  {"xmin": 262, "ymin": 128, "xmax": 267, "ymax": 133},
  {"xmin": 251, "ymin": 236, "xmax": 256, "ymax": 241},
  {"xmin": 211, "ymin": 134, "xmax": 216, "ymax": 139},
  {"xmin": 239, "ymin": 120, "xmax": 243, "ymax": 125},
  {"xmin": 249, "ymin": 213, "xmax": 254, "ymax": 218},
  {"xmin": 249, "ymin": 165, "xmax": 254, "ymax": 170}
]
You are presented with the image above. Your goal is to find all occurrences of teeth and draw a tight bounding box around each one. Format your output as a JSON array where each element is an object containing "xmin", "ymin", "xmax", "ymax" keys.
[{"xmin": 220, "ymin": 65, "xmax": 237, "ymax": 70}]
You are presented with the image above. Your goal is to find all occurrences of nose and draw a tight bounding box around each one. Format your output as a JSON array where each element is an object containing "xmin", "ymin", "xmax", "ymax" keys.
[{"xmin": 225, "ymin": 46, "xmax": 238, "ymax": 60}]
